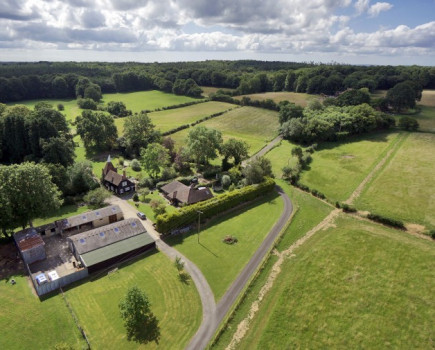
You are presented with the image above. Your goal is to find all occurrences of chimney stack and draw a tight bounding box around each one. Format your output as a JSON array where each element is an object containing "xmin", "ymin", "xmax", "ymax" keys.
[{"xmin": 122, "ymin": 170, "xmax": 127, "ymax": 179}]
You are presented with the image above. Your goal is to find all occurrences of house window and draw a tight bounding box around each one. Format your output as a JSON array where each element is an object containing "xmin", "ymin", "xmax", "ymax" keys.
[
  {"xmin": 122, "ymin": 181, "xmax": 127, "ymax": 187},
  {"xmin": 125, "ymin": 187, "xmax": 130, "ymax": 192},
  {"xmin": 120, "ymin": 189, "xmax": 124, "ymax": 194}
]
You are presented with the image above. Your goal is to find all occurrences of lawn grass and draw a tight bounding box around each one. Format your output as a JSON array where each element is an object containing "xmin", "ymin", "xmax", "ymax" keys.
[
  {"xmin": 102, "ymin": 90, "xmax": 198, "ymax": 114},
  {"xmin": 233, "ymin": 92, "xmax": 315, "ymax": 107},
  {"xmin": 115, "ymin": 101, "xmax": 233, "ymax": 135},
  {"xmin": 32, "ymin": 204, "xmax": 91, "ymax": 227},
  {"xmin": 166, "ymin": 191, "xmax": 284, "ymax": 301},
  {"xmin": 298, "ymin": 132, "xmax": 400, "ymax": 203},
  {"xmin": 227, "ymin": 214, "xmax": 435, "ymax": 349},
  {"xmin": 65, "ymin": 251, "xmax": 201, "ymax": 350},
  {"xmin": 129, "ymin": 191, "xmax": 177, "ymax": 223},
  {"xmin": 264, "ymin": 140, "xmax": 300, "ymax": 178},
  {"xmin": 356, "ymin": 132, "xmax": 435, "ymax": 229},
  {"xmin": 0, "ymin": 275, "xmax": 85, "ymax": 349},
  {"xmin": 170, "ymin": 106, "xmax": 279, "ymax": 155}
]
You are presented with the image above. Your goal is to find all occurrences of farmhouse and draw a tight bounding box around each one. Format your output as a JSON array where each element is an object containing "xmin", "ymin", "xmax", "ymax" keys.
[
  {"xmin": 102, "ymin": 155, "xmax": 135, "ymax": 195},
  {"xmin": 161, "ymin": 180, "xmax": 214, "ymax": 206},
  {"xmin": 56, "ymin": 204, "xmax": 123, "ymax": 236},
  {"xmin": 68, "ymin": 218, "xmax": 155, "ymax": 273}
]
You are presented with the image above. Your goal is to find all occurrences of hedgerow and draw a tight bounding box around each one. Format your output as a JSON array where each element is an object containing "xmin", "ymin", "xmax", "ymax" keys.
[{"xmin": 156, "ymin": 178, "xmax": 275, "ymax": 234}]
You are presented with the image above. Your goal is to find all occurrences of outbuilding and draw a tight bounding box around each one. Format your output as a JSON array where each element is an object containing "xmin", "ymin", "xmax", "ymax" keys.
[{"xmin": 14, "ymin": 228, "xmax": 46, "ymax": 265}]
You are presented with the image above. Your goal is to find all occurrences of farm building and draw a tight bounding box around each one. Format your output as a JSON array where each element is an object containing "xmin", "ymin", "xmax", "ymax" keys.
[
  {"xmin": 56, "ymin": 205, "xmax": 123, "ymax": 236},
  {"xmin": 102, "ymin": 156, "xmax": 135, "ymax": 195},
  {"xmin": 14, "ymin": 228, "xmax": 46, "ymax": 264},
  {"xmin": 161, "ymin": 180, "xmax": 214, "ymax": 206},
  {"xmin": 68, "ymin": 218, "xmax": 155, "ymax": 273}
]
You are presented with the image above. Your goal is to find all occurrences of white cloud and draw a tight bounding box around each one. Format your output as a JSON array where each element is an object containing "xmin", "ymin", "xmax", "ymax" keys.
[
  {"xmin": 354, "ymin": 0, "xmax": 370, "ymax": 14},
  {"xmin": 368, "ymin": 2, "xmax": 393, "ymax": 17}
]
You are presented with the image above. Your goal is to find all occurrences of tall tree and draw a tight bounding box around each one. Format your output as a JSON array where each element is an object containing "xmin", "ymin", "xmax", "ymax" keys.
[
  {"xmin": 41, "ymin": 135, "xmax": 76, "ymax": 167},
  {"xmin": 186, "ymin": 126, "xmax": 223, "ymax": 165},
  {"xmin": 140, "ymin": 143, "xmax": 170, "ymax": 178},
  {"xmin": 123, "ymin": 112, "xmax": 160, "ymax": 157},
  {"xmin": 386, "ymin": 81, "xmax": 417, "ymax": 112},
  {"xmin": 221, "ymin": 138, "xmax": 249, "ymax": 165},
  {"xmin": 76, "ymin": 110, "xmax": 117, "ymax": 150},
  {"xmin": 119, "ymin": 286, "xmax": 160, "ymax": 344}
]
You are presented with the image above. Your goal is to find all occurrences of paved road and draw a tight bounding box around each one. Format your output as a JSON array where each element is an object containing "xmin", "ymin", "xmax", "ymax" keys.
[
  {"xmin": 109, "ymin": 187, "xmax": 293, "ymax": 350},
  {"xmin": 242, "ymin": 135, "xmax": 282, "ymax": 166}
]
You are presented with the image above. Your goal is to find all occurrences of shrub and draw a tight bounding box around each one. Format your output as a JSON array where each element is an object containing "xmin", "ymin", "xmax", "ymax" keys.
[
  {"xmin": 139, "ymin": 177, "xmax": 155, "ymax": 189},
  {"xmin": 118, "ymin": 156, "xmax": 124, "ymax": 166},
  {"xmin": 83, "ymin": 187, "xmax": 111, "ymax": 208},
  {"xmin": 222, "ymin": 235, "xmax": 238, "ymax": 245},
  {"xmin": 160, "ymin": 167, "xmax": 177, "ymax": 181},
  {"xmin": 57, "ymin": 103, "xmax": 64, "ymax": 111},
  {"xmin": 150, "ymin": 198, "xmax": 167, "ymax": 216},
  {"xmin": 367, "ymin": 213, "xmax": 405, "ymax": 229},
  {"xmin": 335, "ymin": 201, "xmax": 341, "ymax": 208},
  {"xmin": 341, "ymin": 203, "xmax": 357, "ymax": 212},
  {"xmin": 430, "ymin": 230, "xmax": 435, "ymax": 240},
  {"xmin": 77, "ymin": 98, "xmax": 97, "ymax": 110},
  {"xmin": 130, "ymin": 159, "xmax": 141, "ymax": 171},
  {"xmin": 221, "ymin": 175, "xmax": 231, "ymax": 189},
  {"xmin": 132, "ymin": 193, "xmax": 139, "ymax": 202}
]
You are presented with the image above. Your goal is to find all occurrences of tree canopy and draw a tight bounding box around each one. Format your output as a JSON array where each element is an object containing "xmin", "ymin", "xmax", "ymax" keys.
[
  {"xmin": 186, "ymin": 126, "xmax": 223, "ymax": 165},
  {"xmin": 123, "ymin": 112, "xmax": 160, "ymax": 157},
  {"xmin": 76, "ymin": 110, "xmax": 117, "ymax": 150},
  {"xmin": 140, "ymin": 143, "xmax": 170, "ymax": 178}
]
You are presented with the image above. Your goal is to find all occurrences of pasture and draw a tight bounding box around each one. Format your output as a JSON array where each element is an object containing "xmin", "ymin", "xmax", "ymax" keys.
[
  {"xmin": 166, "ymin": 191, "xmax": 284, "ymax": 301},
  {"xmin": 220, "ymin": 215, "xmax": 435, "ymax": 349},
  {"xmin": 234, "ymin": 91, "xmax": 314, "ymax": 107},
  {"xmin": 115, "ymin": 101, "xmax": 233, "ymax": 135},
  {"xmin": 65, "ymin": 251, "xmax": 202, "ymax": 350},
  {"xmin": 356, "ymin": 132, "xmax": 435, "ymax": 229},
  {"xmin": 264, "ymin": 140, "xmax": 300, "ymax": 178},
  {"xmin": 102, "ymin": 90, "xmax": 198, "ymax": 113},
  {"xmin": 201, "ymin": 86, "xmax": 235, "ymax": 97},
  {"xmin": 298, "ymin": 132, "xmax": 401, "ymax": 203},
  {"xmin": 170, "ymin": 106, "xmax": 280, "ymax": 155}
]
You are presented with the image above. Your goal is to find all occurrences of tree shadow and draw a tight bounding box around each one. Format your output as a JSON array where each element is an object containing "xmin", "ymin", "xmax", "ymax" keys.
[{"xmin": 178, "ymin": 271, "xmax": 190, "ymax": 285}]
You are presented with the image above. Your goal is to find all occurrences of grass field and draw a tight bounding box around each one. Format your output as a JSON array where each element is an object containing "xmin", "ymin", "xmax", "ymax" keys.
[
  {"xmin": 264, "ymin": 140, "xmax": 300, "ymax": 178},
  {"xmin": 220, "ymin": 214, "xmax": 435, "ymax": 349},
  {"xmin": 200, "ymin": 86, "xmax": 235, "ymax": 97},
  {"xmin": 170, "ymin": 106, "xmax": 280, "ymax": 155},
  {"xmin": 65, "ymin": 251, "xmax": 201, "ymax": 350},
  {"xmin": 234, "ymin": 92, "xmax": 315, "ymax": 107},
  {"xmin": 102, "ymin": 90, "xmax": 198, "ymax": 113},
  {"xmin": 115, "ymin": 101, "xmax": 233, "ymax": 135},
  {"xmin": 356, "ymin": 132, "xmax": 435, "ymax": 229},
  {"xmin": 33, "ymin": 203, "xmax": 91, "ymax": 227},
  {"xmin": 298, "ymin": 132, "xmax": 401, "ymax": 203},
  {"xmin": 166, "ymin": 192, "xmax": 283, "ymax": 301},
  {"xmin": 0, "ymin": 275, "xmax": 85, "ymax": 349},
  {"xmin": 129, "ymin": 191, "xmax": 177, "ymax": 223}
]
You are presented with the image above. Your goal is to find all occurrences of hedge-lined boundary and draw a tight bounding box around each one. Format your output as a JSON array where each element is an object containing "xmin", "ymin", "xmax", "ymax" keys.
[
  {"xmin": 161, "ymin": 106, "xmax": 240, "ymax": 136},
  {"xmin": 156, "ymin": 178, "xmax": 276, "ymax": 234},
  {"xmin": 366, "ymin": 213, "xmax": 405, "ymax": 229}
]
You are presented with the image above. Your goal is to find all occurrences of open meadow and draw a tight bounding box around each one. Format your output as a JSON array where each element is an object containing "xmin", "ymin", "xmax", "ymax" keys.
[
  {"xmin": 200, "ymin": 86, "xmax": 235, "ymax": 97},
  {"xmin": 356, "ymin": 132, "xmax": 435, "ymax": 229},
  {"xmin": 166, "ymin": 192, "xmax": 283, "ymax": 301},
  {"xmin": 217, "ymin": 214, "xmax": 435, "ymax": 349},
  {"xmin": 170, "ymin": 106, "xmax": 279, "ymax": 155},
  {"xmin": 234, "ymin": 91, "xmax": 314, "ymax": 107},
  {"xmin": 65, "ymin": 251, "xmax": 201, "ymax": 350}
]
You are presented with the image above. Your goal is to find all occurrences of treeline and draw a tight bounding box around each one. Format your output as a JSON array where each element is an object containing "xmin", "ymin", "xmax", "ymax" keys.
[{"xmin": 1, "ymin": 61, "xmax": 434, "ymax": 103}]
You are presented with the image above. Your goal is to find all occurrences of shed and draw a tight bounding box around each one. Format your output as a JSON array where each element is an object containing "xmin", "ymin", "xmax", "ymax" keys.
[{"xmin": 14, "ymin": 228, "xmax": 46, "ymax": 265}]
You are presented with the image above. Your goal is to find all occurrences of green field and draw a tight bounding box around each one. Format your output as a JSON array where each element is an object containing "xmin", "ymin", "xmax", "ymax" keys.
[
  {"xmin": 170, "ymin": 106, "xmax": 280, "ymax": 155},
  {"xmin": 356, "ymin": 132, "xmax": 435, "ymax": 229},
  {"xmin": 200, "ymin": 86, "xmax": 235, "ymax": 97},
  {"xmin": 129, "ymin": 191, "xmax": 177, "ymax": 223},
  {"xmin": 264, "ymin": 140, "xmax": 300, "ymax": 178},
  {"xmin": 115, "ymin": 101, "xmax": 233, "ymax": 135},
  {"xmin": 221, "ymin": 215, "xmax": 435, "ymax": 349},
  {"xmin": 102, "ymin": 90, "xmax": 198, "ymax": 113},
  {"xmin": 0, "ymin": 275, "xmax": 86, "ymax": 349},
  {"xmin": 234, "ymin": 91, "xmax": 314, "ymax": 107},
  {"xmin": 166, "ymin": 192, "xmax": 284, "ymax": 301},
  {"xmin": 65, "ymin": 251, "xmax": 201, "ymax": 350},
  {"xmin": 298, "ymin": 132, "xmax": 400, "ymax": 202}
]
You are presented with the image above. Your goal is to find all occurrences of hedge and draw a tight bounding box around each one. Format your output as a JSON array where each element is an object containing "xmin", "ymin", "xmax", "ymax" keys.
[
  {"xmin": 367, "ymin": 213, "xmax": 405, "ymax": 229},
  {"xmin": 156, "ymin": 178, "xmax": 276, "ymax": 234}
]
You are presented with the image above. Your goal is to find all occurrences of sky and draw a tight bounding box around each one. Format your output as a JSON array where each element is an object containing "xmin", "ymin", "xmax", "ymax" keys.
[{"xmin": 0, "ymin": 0, "xmax": 434, "ymax": 65}]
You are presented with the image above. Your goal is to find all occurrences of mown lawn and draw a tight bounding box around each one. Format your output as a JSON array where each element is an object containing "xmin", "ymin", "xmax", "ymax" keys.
[
  {"xmin": 298, "ymin": 132, "xmax": 400, "ymax": 203},
  {"xmin": 264, "ymin": 140, "xmax": 300, "ymax": 178},
  {"xmin": 170, "ymin": 106, "xmax": 279, "ymax": 155},
  {"xmin": 0, "ymin": 275, "xmax": 85, "ymax": 350},
  {"xmin": 32, "ymin": 203, "xmax": 91, "ymax": 227},
  {"xmin": 115, "ymin": 101, "xmax": 233, "ymax": 135},
  {"xmin": 65, "ymin": 251, "xmax": 202, "ymax": 350},
  {"xmin": 102, "ymin": 90, "xmax": 198, "ymax": 113},
  {"xmin": 356, "ymin": 132, "xmax": 435, "ymax": 229},
  {"xmin": 228, "ymin": 215, "xmax": 435, "ymax": 349},
  {"xmin": 166, "ymin": 191, "xmax": 284, "ymax": 301},
  {"xmin": 129, "ymin": 191, "xmax": 177, "ymax": 223},
  {"xmin": 233, "ymin": 91, "xmax": 314, "ymax": 107}
]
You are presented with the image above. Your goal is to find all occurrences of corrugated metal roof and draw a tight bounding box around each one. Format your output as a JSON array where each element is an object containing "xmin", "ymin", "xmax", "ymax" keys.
[
  {"xmin": 80, "ymin": 233, "xmax": 155, "ymax": 267},
  {"xmin": 58, "ymin": 205, "xmax": 122, "ymax": 229},
  {"xmin": 14, "ymin": 228, "xmax": 45, "ymax": 251},
  {"xmin": 69, "ymin": 218, "xmax": 147, "ymax": 255}
]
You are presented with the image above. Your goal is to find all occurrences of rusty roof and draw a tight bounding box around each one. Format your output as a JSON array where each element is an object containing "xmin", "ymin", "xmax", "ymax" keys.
[{"xmin": 14, "ymin": 228, "xmax": 45, "ymax": 252}]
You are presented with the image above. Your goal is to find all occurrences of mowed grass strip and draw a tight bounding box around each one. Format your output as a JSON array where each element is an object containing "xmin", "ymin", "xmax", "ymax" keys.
[
  {"xmin": 0, "ymin": 275, "xmax": 85, "ymax": 349},
  {"xmin": 233, "ymin": 215, "xmax": 435, "ymax": 349},
  {"xmin": 102, "ymin": 90, "xmax": 198, "ymax": 114},
  {"xmin": 115, "ymin": 101, "xmax": 233, "ymax": 134},
  {"xmin": 166, "ymin": 192, "xmax": 284, "ymax": 301},
  {"xmin": 234, "ymin": 92, "xmax": 314, "ymax": 107},
  {"xmin": 299, "ymin": 132, "xmax": 400, "ymax": 203},
  {"xmin": 170, "ymin": 106, "xmax": 279, "ymax": 155},
  {"xmin": 65, "ymin": 251, "xmax": 201, "ymax": 350},
  {"xmin": 356, "ymin": 132, "xmax": 435, "ymax": 228}
]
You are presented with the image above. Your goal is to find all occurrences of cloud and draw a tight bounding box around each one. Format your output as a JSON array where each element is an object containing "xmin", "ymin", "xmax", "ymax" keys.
[
  {"xmin": 354, "ymin": 0, "xmax": 370, "ymax": 14},
  {"xmin": 81, "ymin": 9, "xmax": 106, "ymax": 28},
  {"xmin": 368, "ymin": 2, "xmax": 393, "ymax": 17}
]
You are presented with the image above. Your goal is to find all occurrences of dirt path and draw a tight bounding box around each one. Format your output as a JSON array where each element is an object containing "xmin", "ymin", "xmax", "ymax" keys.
[
  {"xmin": 344, "ymin": 133, "xmax": 406, "ymax": 205},
  {"xmin": 226, "ymin": 209, "xmax": 340, "ymax": 350}
]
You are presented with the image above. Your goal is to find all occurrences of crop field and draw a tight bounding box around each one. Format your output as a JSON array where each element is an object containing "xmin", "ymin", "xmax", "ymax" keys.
[
  {"xmin": 102, "ymin": 90, "xmax": 198, "ymax": 113},
  {"xmin": 65, "ymin": 251, "xmax": 201, "ymax": 350},
  {"xmin": 218, "ymin": 215, "xmax": 435, "ymax": 349},
  {"xmin": 166, "ymin": 192, "xmax": 283, "ymax": 301},
  {"xmin": 356, "ymin": 132, "xmax": 435, "ymax": 229},
  {"xmin": 170, "ymin": 106, "xmax": 280, "ymax": 155},
  {"xmin": 115, "ymin": 101, "xmax": 233, "ymax": 135},
  {"xmin": 234, "ymin": 91, "xmax": 314, "ymax": 107},
  {"xmin": 0, "ymin": 275, "xmax": 85, "ymax": 349},
  {"xmin": 298, "ymin": 132, "xmax": 401, "ymax": 203}
]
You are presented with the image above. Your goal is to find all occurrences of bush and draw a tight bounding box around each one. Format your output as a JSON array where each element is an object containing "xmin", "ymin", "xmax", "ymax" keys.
[
  {"xmin": 57, "ymin": 103, "xmax": 64, "ymax": 111},
  {"xmin": 398, "ymin": 116, "xmax": 419, "ymax": 131},
  {"xmin": 221, "ymin": 175, "xmax": 231, "ymax": 189},
  {"xmin": 139, "ymin": 177, "xmax": 155, "ymax": 189},
  {"xmin": 156, "ymin": 178, "xmax": 275, "ymax": 234},
  {"xmin": 130, "ymin": 159, "xmax": 141, "ymax": 171},
  {"xmin": 83, "ymin": 187, "xmax": 111, "ymax": 208},
  {"xmin": 160, "ymin": 167, "xmax": 177, "ymax": 181},
  {"xmin": 367, "ymin": 213, "xmax": 405, "ymax": 229},
  {"xmin": 132, "ymin": 193, "xmax": 139, "ymax": 202},
  {"xmin": 222, "ymin": 235, "xmax": 238, "ymax": 245},
  {"xmin": 341, "ymin": 203, "xmax": 357, "ymax": 212},
  {"xmin": 77, "ymin": 98, "xmax": 97, "ymax": 110},
  {"xmin": 118, "ymin": 156, "xmax": 124, "ymax": 166},
  {"xmin": 430, "ymin": 230, "xmax": 435, "ymax": 239}
]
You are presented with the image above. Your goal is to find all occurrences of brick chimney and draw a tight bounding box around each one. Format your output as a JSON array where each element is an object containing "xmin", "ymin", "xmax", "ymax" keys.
[{"xmin": 122, "ymin": 170, "xmax": 127, "ymax": 179}]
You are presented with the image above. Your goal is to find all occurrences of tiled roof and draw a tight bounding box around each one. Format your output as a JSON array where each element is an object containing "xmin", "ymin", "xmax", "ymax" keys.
[
  {"xmin": 104, "ymin": 169, "xmax": 124, "ymax": 186},
  {"xmin": 57, "ymin": 205, "xmax": 122, "ymax": 229},
  {"xmin": 161, "ymin": 180, "xmax": 213, "ymax": 204}
]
